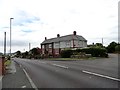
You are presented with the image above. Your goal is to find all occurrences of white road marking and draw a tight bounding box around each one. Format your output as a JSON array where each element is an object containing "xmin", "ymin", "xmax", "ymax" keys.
[
  {"xmin": 19, "ymin": 64, "xmax": 22, "ymax": 68},
  {"xmin": 21, "ymin": 85, "xmax": 26, "ymax": 88},
  {"xmin": 0, "ymin": 76, "xmax": 3, "ymax": 81},
  {"xmin": 82, "ymin": 70, "xmax": 120, "ymax": 82},
  {"xmin": 41, "ymin": 62, "xmax": 46, "ymax": 64},
  {"xmin": 52, "ymin": 64, "xmax": 68, "ymax": 69},
  {"xmin": 23, "ymin": 69, "xmax": 38, "ymax": 90},
  {"xmin": 0, "ymin": 76, "xmax": 2, "ymax": 90}
]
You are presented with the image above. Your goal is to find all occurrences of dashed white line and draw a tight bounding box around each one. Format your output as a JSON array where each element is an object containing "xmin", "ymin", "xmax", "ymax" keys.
[
  {"xmin": 52, "ymin": 64, "xmax": 68, "ymax": 69},
  {"xmin": 21, "ymin": 85, "xmax": 27, "ymax": 88},
  {"xmin": 0, "ymin": 76, "xmax": 2, "ymax": 81},
  {"xmin": 82, "ymin": 70, "xmax": 120, "ymax": 82},
  {"xmin": 23, "ymin": 69, "xmax": 38, "ymax": 90},
  {"xmin": 41, "ymin": 62, "xmax": 46, "ymax": 64},
  {"xmin": 0, "ymin": 76, "xmax": 2, "ymax": 90}
]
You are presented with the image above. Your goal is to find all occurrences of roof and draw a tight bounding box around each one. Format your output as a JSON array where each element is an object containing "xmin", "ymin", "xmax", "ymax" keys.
[{"xmin": 41, "ymin": 34, "xmax": 87, "ymax": 44}]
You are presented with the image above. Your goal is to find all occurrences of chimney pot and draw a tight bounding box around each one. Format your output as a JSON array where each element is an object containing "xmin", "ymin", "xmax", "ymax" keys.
[
  {"xmin": 57, "ymin": 34, "xmax": 60, "ymax": 37},
  {"xmin": 73, "ymin": 31, "xmax": 77, "ymax": 35},
  {"xmin": 45, "ymin": 37, "xmax": 47, "ymax": 40}
]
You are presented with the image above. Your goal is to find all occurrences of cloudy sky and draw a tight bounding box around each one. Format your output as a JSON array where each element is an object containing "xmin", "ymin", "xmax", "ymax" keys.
[{"xmin": 0, "ymin": 0, "xmax": 119, "ymax": 53}]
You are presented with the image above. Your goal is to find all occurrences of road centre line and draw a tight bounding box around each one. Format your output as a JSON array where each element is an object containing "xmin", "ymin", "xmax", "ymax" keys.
[
  {"xmin": 0, "ymin": 76, "xmax": 3, "ymax": 81},
  {"xmin": 41, "ymin": 62, "xmax": 46, "ymax": 64},
  {"xmin": 82, "ymin": 70, "xmax": 120, "ymax": 82},
  {"xmin": 23, "ymin": 69, "xmax": 38, "ymax": 90},
  {"xmin": 52, "ymin": 64, "xmax": 68, "ymax": 69}
]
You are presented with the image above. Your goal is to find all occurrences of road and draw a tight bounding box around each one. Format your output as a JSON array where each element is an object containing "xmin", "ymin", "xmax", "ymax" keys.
[{"xmin": 14, "ymin": 54, "xmax": 119, "ymax": 88}]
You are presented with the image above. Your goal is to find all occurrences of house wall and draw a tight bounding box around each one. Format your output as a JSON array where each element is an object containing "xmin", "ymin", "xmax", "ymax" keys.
[
  {"xmin": 59, "ymin": 41, "xmax": 66, "ymax": 48},
  {"xmin": 54, "ymin": 42, "xmax": 60, "ymax": 48},
  {"xmin": 41, "ymin": 40, "xmax": 87, "ymax": 56},
  {"xmin": 71, "ymin": 40, "xmax": 87, "ymax": 48},
  {"xmin": 82, "ymin": 41, "xmax": 87, "ymax": 47},
  {"xmin": 41, "ymin": 45, "xmax": 45, "ymax": 54}
]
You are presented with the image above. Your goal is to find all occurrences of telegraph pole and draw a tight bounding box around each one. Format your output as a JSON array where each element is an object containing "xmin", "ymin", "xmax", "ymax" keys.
[
  {"xmin": 29, "ymin": 43, "xmax": 31, "ymax": 51},
  {"xmin": 4, "ymin": 32, "xmax": 6, "ymax": 56},
  {"xmin": 102, "ymin": 38, "xmax": 103, "ymax": 46},
  {"xmin": 10, "ymin": 18, "xmax": 14, "ymax": 59}
]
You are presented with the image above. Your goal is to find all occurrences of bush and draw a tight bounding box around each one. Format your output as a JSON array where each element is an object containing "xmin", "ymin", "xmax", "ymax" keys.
[
  {"xmin": 115, "ymin": 45, "xmax": 120, "ymax": 53},
  {"xmin": 76, "ymin": 47, "xmax": 108, "ymax": 57},
  {"xmin": 34, "ymin": 55, "xmax": 42, "ymax": 59},
  {"xmin": 60, "ymin": 47, "xmax": 108, "ymax": 58},
  {"xmin": 60, "ymin": 50, "xmax": 73, "ymax": 58}
]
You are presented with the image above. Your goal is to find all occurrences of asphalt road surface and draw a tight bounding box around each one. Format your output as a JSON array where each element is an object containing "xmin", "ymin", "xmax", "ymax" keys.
[{"xmin": 13, "ymin": 54, "xmax": 119, "ymax": 88}]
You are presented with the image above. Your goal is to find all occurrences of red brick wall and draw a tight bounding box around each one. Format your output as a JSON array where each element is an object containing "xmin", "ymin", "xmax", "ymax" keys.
[{"xmin": 0, "ymin": 57, "xmax": 2, "ymax": 75}]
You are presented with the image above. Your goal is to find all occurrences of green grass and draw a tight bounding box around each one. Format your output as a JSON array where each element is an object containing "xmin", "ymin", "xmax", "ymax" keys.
[
  {"xmin": 44, "ymin": 57, "xmax": 97, "ymax": 61},
  {"xmin": 4, "ymin": 60, "xmax": 11, "ymax": 66}
]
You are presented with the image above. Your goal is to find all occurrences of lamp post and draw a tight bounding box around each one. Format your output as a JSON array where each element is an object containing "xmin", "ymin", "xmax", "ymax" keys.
[
  {"xmin": 4, "ymin": 32, "xmax": 6, "ymax": 56},
  {"xmin": 10, "ymin": 18, "xmax": 14, "ymax": 60}
]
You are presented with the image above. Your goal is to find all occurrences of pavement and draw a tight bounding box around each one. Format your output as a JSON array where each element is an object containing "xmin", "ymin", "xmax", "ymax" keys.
[{"xmin": 2, "ymin": 60, "xmax": 35, "ymax": 89}]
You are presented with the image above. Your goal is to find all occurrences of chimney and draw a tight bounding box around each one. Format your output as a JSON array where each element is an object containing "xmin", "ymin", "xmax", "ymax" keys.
[
  {"xmin": 45, "ymin": 37, "xmax": 47, "ymax": 40},
  {"xmin": 57, "ymin": 34, "xmax": 60, "ymax": 37},
  {"xmin": 73, "ymin": 31, "xmax": 77, "ymax": 35}
]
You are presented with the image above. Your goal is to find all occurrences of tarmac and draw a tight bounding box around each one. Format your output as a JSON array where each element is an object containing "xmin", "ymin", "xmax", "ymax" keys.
[{"xmin": 1, "ymin": 60, "xmax": 35, "ymax": 89}]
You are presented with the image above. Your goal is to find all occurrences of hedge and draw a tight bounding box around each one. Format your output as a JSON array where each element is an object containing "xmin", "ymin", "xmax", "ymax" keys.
[
  {"xmin": 76, "ymin": 47, "xmax": 108, "ymax": 57},
  {"xmin": 60, "ymin": 50, "xmax": 73, "ymax": 58},
  {"xmin": 60, "ymin": 47, "xmax": 108, "ymax": 58}
]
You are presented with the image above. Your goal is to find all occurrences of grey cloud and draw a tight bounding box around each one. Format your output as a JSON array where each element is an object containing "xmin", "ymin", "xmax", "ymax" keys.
[
  {"xmin": 21, "ymin": 29, "xmax": 33, "ymax": 33},
  {"xmin": 0, "ymin": 40, "xmax": 28, "ymax": 47},
  {"xmin": 2, "ymin": 27, "xmax": 9, "ymax": 29},
  {"xmin": 13, "ymin": 10, "xmax": 40, "ymax": 26}
]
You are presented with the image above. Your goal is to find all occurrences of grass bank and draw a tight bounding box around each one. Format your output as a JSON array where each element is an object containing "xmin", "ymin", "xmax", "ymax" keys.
[{"xmin": 44, "ymin": 57, "xmax": 98, "ymax": 61}]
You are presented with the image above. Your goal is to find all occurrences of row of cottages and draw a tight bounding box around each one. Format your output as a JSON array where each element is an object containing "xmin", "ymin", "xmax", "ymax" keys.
[{"xmin": 41, "ymin": 31, "xmax": 87, "ymax": 57}]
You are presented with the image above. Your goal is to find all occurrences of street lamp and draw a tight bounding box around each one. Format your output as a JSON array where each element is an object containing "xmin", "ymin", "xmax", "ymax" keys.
[{"xmin": 10, "ymin": 18, "xmax": 14, "ymax": 60}]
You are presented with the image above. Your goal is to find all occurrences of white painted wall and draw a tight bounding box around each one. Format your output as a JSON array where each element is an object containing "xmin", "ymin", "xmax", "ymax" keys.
[
  {"xmin": 66, "ymin": 41, "xmax": 71, "ymax": 48},
  {"xmin": 49, "ymin": 44, "xmax": 52, "ymax": 48},
  {"xmin": 54, "ymin": 42, "xmax": 60, "ymax": 48},
  {"xmin": 83, "ymin": 41, "xmax": 87, "ymax": 47},
  {"xmin": 70, "ymin": 40, "xmax": 87, "ymax": 48},
  {"xmin": 42, "ymin": 45, "xmax": 44, "ymax": 49},
  {"xmin": 60, "ymin": 41, "xmax": 66, "ymax": 48},
  {"xmin": 42, "ymin": 40, "xmax": 87, "ymax": 50}
]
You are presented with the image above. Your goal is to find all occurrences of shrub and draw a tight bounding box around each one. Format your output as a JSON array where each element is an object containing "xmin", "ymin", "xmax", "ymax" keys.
[
  {"xmin": 60, "ymin": 50, "xmax": 73, "ymax": 58},
  {"xmin": 115, "ymin": 45, "xmax": 120, "ymax": 53},
  {"xmin": 76, "ymin": 47, "xmax": 108, "ymax": 57},
  {"xmin": 60, "ymin": 47, "xmax": 108, "ymax": 58}
]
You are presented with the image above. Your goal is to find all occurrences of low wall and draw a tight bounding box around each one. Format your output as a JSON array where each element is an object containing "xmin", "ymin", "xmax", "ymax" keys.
[
  {"xmin": 0, "ymin": 57, "xmax": 2, "ymax": 75},
  {"xmin": 0, "ymin": 56, "xmax": 5, "ymax": 75}
]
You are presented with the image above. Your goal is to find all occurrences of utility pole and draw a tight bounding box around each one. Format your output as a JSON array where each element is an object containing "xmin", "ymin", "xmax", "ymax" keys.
[
  {"xmin": 102, "ymin": 38, "xmax": 103, "ymax": 46},
  {"xmin": 4, "ymin": 32, "xmax": 6, "ymax": 56},
  {"xmin": 10, "ymin": 18, "xmax": 14, "ymax": 59},
  {"xmin": 29, "ymin": 43, "xmax": 31, "ymax": 51}
]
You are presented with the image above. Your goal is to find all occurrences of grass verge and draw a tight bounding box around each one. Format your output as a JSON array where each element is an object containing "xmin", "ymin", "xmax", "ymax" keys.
[
  {"xmin": 4, "ymin": 60, "xmax": 11, "ymax": 66},
  {"xmin": 44, "ymin": 57, "xmax": 97, "ymax": 61}
]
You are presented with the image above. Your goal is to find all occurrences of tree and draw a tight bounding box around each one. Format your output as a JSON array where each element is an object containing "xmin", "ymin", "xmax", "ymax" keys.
[
  {"xmin": 30, "ymin": 48, "xmax": 40, "ymax": 55},
  {"xmin": 87, "ymin": 43, "xmax": 103, "ymax": 48},
  {"xmin": 29, "ymin": 47, "xmax": 41, "ymax": 59},
  {"xmin": 15, "ymin": 51, "xmax": 21, "ymax": 57},
  {"xmin": 95, "ymin": 43, "xmax": 103, "ymax": 48},
  {"xmin": 115, "ymin": 44, "xmax": 120, "ymax": 53},
  {"xmin": 106, "ymin": 42, "xmax": 117, "ymax": 53},
  {"xmin": 21, "ymin": 51, "xmax": 29, "ymax": 58},
  {"xmin": 0, "ymin": 52, "xmax": 3, "ymax": 56}
]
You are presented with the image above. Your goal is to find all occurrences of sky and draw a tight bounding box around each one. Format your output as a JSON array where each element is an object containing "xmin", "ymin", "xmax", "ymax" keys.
[{"xmin": 0, "ymin": 0, "xmax": 119, "ymax": 53}]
